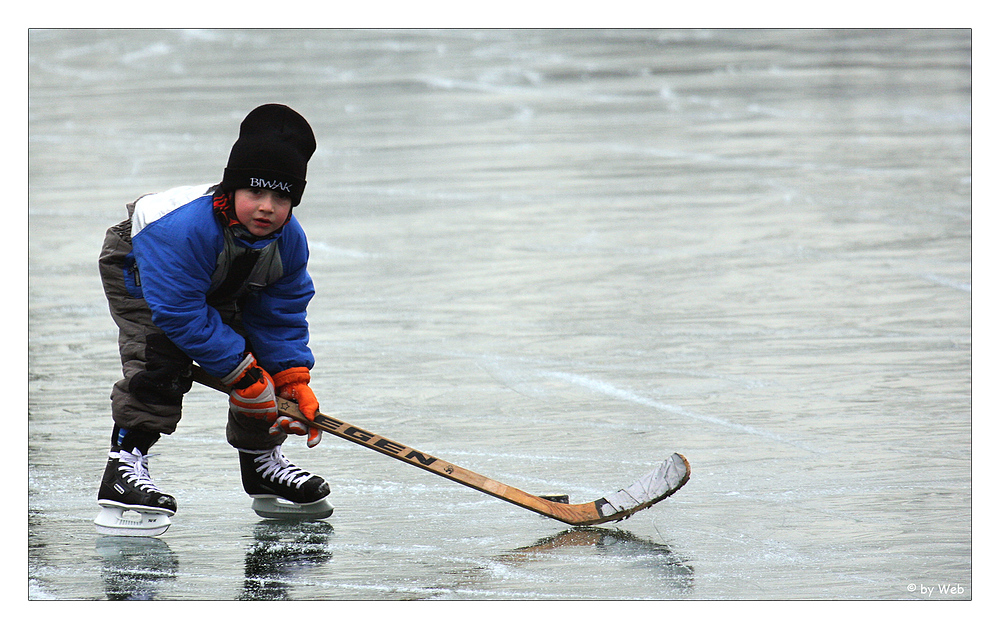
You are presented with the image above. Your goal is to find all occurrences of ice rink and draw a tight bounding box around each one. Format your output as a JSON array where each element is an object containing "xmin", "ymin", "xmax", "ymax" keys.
[{"xmin": 28, "ymin": 28, "xmax": 970, "ymax": 605}]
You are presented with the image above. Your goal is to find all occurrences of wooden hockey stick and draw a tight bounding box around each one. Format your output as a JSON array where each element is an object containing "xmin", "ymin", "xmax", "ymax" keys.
[{"xmin": 192, "ymin": 365, "xmax": 690, "ymax": 526}]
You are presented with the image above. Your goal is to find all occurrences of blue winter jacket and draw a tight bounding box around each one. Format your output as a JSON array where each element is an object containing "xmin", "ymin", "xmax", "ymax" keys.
[{"xmin": 129, "ymin": 184, "xmax": 315, "ymax": 379}]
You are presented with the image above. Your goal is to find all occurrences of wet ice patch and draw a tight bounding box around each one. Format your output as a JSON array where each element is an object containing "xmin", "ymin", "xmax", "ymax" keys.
[
  {"xmin": 308, "ymin": 241, "xmax": 380, "ymax": 259},
  {"xmin": 541, "ymin": 370, "xmax": 821, "ymax": 453},
  {"xmin": 922, "ymin": 273, "xmax": 971, "ymax": 293}
]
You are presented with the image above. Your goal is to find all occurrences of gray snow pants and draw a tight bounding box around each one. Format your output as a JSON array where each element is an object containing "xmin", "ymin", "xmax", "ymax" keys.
[{"xmin": 98, "ymin": 215, "xmax": 285, "ymax": 451}]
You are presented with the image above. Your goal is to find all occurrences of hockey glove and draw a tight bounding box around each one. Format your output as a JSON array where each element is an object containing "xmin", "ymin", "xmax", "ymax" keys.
[
  {"xmin": 272, "ymin": 366, "xmax": 322, "ymax": 447},
  {"xmin": 222, "ymin": 353, "xmax": 278, "ymax": 423}
]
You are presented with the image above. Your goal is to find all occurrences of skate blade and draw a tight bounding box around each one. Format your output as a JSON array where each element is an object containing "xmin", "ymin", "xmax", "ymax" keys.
[
  {"xmin": 251, "ymin": 496, "xmax": 334, "ymax": 521},
  {"xmin": 94, "ymin": 506, "xmax": 171, "ymax": 537}
]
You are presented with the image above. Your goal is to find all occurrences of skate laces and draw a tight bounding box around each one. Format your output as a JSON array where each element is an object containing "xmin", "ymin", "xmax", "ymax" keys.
[
  {"xmin": 114, "ymin": 448, "xmax": 164, "ymax": 494},
  {"xmin": 252, "ymin": 445, "xmax": 314, "ymax": 489}
]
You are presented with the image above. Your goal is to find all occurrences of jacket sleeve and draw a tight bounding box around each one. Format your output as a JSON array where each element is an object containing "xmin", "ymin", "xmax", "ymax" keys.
[
  {"xmin": 239, "ymin": 216, "xmax": 316, "ymax": 374},
  {"xmin": 131, "ymin": 205, "xmax": 249, "ymax": 378}
]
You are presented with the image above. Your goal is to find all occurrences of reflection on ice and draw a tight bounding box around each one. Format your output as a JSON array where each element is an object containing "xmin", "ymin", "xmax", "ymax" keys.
[
  {"xmin": 494, "ymin": 527, "xmax": 695, "ymax": 594},
  {"xmin": 95, "ymin": 536, "xmax": 178, "ymax": 601},
  {"xmin": 239, "ymin": 521, "xmax": 334, "ymax": 601}
]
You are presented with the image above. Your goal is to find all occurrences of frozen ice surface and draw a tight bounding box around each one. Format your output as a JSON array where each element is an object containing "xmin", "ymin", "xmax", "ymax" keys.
[{"xmin": 28, "ymin": 29, "xmax": 970, "ymax": 601}]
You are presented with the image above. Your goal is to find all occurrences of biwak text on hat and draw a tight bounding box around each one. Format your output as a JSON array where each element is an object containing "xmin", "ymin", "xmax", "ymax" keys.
[{"xmin": 222, "ymin": 104, "xmax": 316, "ymax": 207}]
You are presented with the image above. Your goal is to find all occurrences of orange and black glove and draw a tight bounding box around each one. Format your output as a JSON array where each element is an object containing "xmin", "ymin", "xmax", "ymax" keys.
[
  {"xmin": 221, "ymin": 353, "xmax": 278, "ymax": 423},
  {"xmin": 271, "ymin": 367, "xmax": 322, "ymax": 447}
]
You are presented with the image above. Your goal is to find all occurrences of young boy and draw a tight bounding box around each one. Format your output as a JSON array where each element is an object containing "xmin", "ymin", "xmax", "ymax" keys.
[{"xmin": 95, "ymin": 104, "xmax": 332, "ymax": 536}]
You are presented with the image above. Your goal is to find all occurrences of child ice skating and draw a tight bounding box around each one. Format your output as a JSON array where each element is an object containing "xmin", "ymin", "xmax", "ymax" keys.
[{"xmin": 95, "ymin": 104, "xmax": 331, "ymax": 536}]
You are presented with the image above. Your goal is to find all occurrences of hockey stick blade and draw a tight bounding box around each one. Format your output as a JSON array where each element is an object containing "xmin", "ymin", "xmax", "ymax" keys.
[{"xmin": 192, "ymin": 366, "xmax": 690, "ymax": 526}]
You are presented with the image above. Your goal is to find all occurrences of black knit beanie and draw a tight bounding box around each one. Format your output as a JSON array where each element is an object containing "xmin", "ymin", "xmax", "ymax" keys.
[{"xmin": 221, "ymin": 104, "xmax": 316, "ymax": 207}]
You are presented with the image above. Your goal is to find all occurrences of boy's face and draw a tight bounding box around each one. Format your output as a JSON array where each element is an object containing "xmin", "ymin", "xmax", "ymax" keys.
[{"xmin": 234, "ymin": 188, "xmax": 293, "ymax": 237}]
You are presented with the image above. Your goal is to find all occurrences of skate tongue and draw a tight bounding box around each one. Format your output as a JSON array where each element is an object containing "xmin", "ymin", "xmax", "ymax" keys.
[
  {"xmin": 114, "ymin": 447, "xmax": 158, "ymax": 462},
  {"xmin": 115, "ymin": 449, "xmax": 166, "ymax": 494},
  {"xmin": 253, "ymin": 446, "xmax": 315, "ymax": 489}
]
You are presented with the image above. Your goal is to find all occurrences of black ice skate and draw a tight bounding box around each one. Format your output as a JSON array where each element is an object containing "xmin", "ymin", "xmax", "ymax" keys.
[
  {"xmin": 239, "ymin": 445, "xmax": 333, "ymax": 520},
  {"xmin": 95, "ymin": 448, "xmax": 176, "ymax": 537}
]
